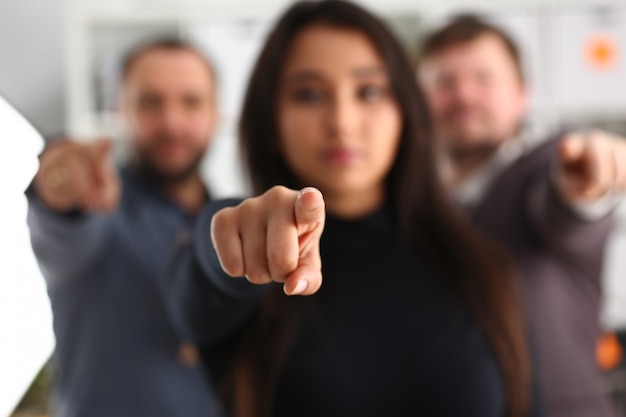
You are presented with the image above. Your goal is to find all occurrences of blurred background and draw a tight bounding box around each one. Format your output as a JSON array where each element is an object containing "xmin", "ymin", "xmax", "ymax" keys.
[{"xmin": 2, "ymin": 0, "xmax": 626, "ymax": 415}]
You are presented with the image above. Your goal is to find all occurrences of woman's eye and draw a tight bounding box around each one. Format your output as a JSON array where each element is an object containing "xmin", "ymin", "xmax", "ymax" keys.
[
  {"xmin": 359, "ymin": 85, "xmax": 386, "ymax": 101},
  {"xmin": 293, "ymin": 88, "xmax": 325, "ymax": 103}
]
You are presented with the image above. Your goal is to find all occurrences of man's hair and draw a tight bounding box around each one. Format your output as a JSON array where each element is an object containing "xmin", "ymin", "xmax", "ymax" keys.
[
  {"xmin": 419, "ymin": 14, "xmax": 525, "ymax": 82},
  {"xmin": 120, "ymin": 37, "xmax": 216, "ymax": 82}
]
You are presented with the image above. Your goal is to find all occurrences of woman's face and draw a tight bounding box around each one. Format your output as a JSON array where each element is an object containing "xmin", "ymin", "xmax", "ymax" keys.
[{"xmin": 278, "ymin": 25, "xmax": 402, "ymax": 214}]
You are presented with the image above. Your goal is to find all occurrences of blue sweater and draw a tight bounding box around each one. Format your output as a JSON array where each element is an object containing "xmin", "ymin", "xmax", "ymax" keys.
[{"xmin": 27, "ymin": 167, "xmax": 221, "ymax": 417}]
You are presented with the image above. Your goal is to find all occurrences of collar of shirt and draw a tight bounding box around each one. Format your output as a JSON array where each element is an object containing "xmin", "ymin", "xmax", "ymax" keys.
[
  {"xmin": 121, "ymin": 166, "xmax": 211, "ymax": 222},
  {"xmin": 452, "ymin": 135, "xmax": 529, "ymax": 209}
]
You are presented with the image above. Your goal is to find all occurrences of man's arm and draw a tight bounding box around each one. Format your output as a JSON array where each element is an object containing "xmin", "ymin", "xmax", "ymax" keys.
[
  {"xmin": 526, "ymin": 131, "xmax": 625, "ymax": 258},
  {"xmin": 27, "ymin": 191, "xmax": 113, "ymax": 290},
  {"xmin": 26, "ymin": 138, "xmax": 121, "ymax": 290},
  {"xmin": 526, "ymin": 173, "xmax": 614, "ymax": 259}
]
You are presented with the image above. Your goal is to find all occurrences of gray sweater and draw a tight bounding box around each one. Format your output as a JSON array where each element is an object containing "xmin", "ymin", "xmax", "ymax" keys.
[{"xmin": 466, "ymin": 140, "xmax": 618, "ymax": 417}]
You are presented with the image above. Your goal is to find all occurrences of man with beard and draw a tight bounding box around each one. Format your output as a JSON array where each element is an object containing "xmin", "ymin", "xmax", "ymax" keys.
[
  {"xmin": 418, "ymin": 15, "xmax": 626, "ymax": 417},
  {"xmin": 27, "ymin": 39, "xmax": 222, "ymax": 417}
]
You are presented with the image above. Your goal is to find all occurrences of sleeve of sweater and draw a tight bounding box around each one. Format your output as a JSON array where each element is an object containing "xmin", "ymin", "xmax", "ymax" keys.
[
  {"xmin": 164, "ymin": 198, "xmax": 274, "ymax": 347},
  {"xmin": 26, "ymin": 187, "xmax": 113, "ymax": 291},
  {"xmin": 525, "ymin": 166, "xmax": 614, "ymax": 264}
]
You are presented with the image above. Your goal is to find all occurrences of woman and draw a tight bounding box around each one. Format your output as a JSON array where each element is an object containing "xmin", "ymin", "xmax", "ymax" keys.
[{"xmin": 167, "ymin": 2, "xmax": 536, "ymax": 417}]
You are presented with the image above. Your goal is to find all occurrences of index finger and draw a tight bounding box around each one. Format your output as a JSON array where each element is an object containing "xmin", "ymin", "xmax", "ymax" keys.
[
  {"xmin": 282, "ymin": 188, "xmax": 325, "ymax": 296},
  {"xmin": 294, "ymin": 187, "xmax": 325, "ymax": 234},
  {"xmin": 559, "ymin": 134, "xmax": 586, "ymax": 164}
]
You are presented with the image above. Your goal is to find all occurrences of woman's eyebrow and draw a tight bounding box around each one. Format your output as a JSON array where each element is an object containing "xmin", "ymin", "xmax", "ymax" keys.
[
  {"xmin": 282, "ymin": 70, "xmax": 326, "ymax": 86},
  {"xmin": 282, "ymin": 65, "xmax": 387, "ymax": 85}
]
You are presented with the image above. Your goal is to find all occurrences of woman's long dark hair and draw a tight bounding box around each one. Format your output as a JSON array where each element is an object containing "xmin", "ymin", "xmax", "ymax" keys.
[{"xmin": 225, "ymin": 2, "xmax": 531, "ymax": 417}]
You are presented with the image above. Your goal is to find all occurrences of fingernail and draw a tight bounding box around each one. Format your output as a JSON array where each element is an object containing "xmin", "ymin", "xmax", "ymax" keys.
[
  {"xmin": 298, "ymin": 187, "xmax": 317, "ymax": 199},
  {"xmin": 287, "ymin": 280, "xmax": 308, "ymax": 296}
]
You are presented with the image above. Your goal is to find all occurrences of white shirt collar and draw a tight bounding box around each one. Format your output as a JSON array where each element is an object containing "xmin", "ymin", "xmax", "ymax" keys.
[{"xmin": 452, "ymin": 135, "xmax": 529, "ymax": 208}]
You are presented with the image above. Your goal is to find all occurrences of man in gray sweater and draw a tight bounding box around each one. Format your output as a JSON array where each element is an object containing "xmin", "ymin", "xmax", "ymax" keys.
[{"xmin": 418, "ymin": 15, "xmax": 626, "ymax": 417}]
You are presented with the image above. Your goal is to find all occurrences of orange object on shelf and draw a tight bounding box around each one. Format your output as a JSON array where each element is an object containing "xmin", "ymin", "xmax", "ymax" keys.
[
  {"xmin": 586, "ymin": 35, "xmax": 619, "ymax": 71},
  {"xmin": 597, "ymin": 332, "xmax": 623, "ymax": 371}
]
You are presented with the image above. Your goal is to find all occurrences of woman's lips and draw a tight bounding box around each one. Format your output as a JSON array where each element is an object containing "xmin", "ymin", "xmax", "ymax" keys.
[{"xmin": 322, "ymin": 148, "xmax": 361, "ymax": 165}]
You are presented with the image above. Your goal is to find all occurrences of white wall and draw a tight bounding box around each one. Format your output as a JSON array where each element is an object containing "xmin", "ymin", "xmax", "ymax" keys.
[
  {"xmin": 1, "ymin": 0, "xmax": 623, "ymax": 135},
  {"xmin": 0, "ymin": 0, "xmax": 72, "ymax": 135}
]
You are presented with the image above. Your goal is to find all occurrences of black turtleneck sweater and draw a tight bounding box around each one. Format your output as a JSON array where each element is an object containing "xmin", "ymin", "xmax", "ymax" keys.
[{"xmin": 166, "ymin": 199, "xmax": 535, "ymax": 417}]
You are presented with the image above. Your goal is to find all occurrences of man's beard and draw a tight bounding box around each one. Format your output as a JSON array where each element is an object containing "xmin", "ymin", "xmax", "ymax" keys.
[
  {"xmin": 447, "ymin": 139, "xmax": 501, "ymax": 167},
  {"xmin": 439, "ymin": 106, "xmax": 519, "ymax": 167},
  {"xmin": 133, "ymin": 150, "xmax": 204, "ymax": 186}
]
